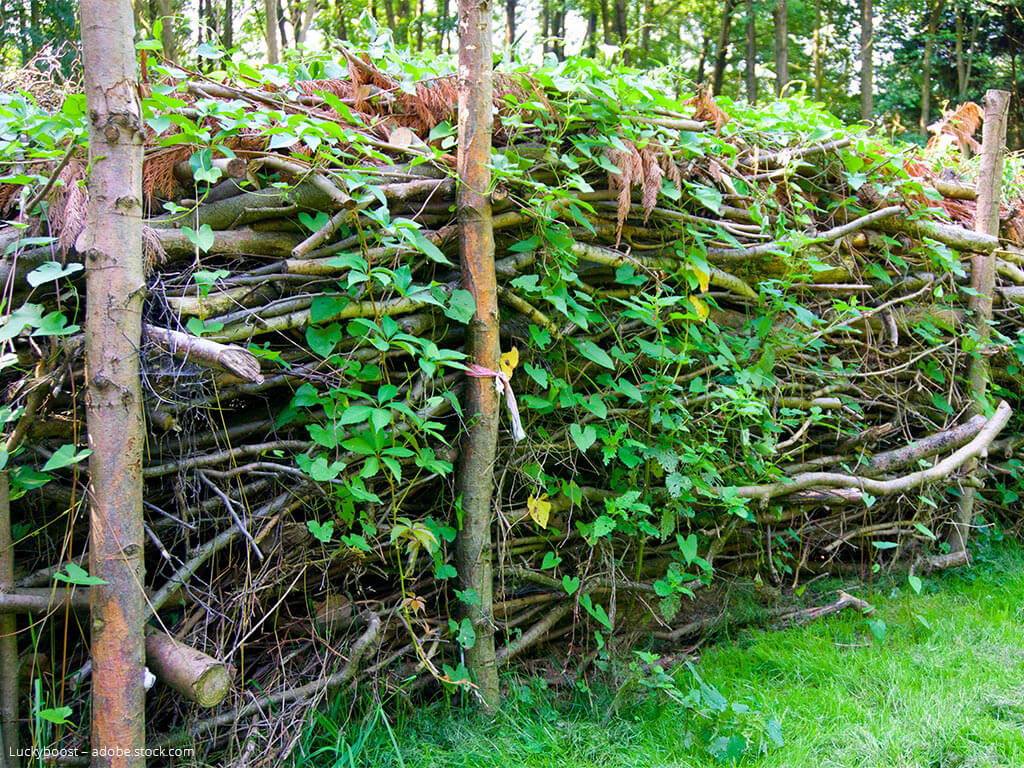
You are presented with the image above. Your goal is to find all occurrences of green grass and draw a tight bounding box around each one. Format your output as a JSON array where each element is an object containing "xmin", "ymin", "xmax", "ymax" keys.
[{"xmin": 297, "ymin": 540, "xmax": 1024, "ymax": 768}]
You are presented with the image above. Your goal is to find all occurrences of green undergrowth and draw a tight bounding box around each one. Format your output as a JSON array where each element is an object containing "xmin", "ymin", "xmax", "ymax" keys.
[{"xmin": 296, "ymin": 537, "xmax": 1024, "ymax": 768}]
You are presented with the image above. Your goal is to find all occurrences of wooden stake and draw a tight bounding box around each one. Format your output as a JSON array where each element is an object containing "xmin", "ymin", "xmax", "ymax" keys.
[
  {"xmin": 79, "ymin": 1, "xmax": 148, "ymax": 765},
  {"xmin": 951, "ymin": 88, "xmax": 1011, "ymax": 561},
  {"xmin": 455, "ymin": 0, "xmax": 501, "ymax": 708}
]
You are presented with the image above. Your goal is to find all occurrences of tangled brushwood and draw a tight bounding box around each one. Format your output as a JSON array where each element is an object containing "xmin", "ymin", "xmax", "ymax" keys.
[{"xmin": 2, "ymin": 47, "xmax": 1024, "ymax": 761}]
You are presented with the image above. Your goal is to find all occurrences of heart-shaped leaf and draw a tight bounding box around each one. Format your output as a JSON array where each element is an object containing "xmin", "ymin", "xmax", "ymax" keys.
[
  {"xmin": 569, "ymin": 423, "xmax": 597, "ymax": 452},
  {"xmin": 562, "ymin": 575, "xmax": 580, "ymax": 595},
  {"xmin": 298, "ymin": 211, "xmax": 330, "ymax": 232},
  {"xmin": 527, "ymin": 494, "xmax": 551, "ymax": 529},
  {"xmin": 306, "ymin": 519, "xmax": 335, "ymax": 544},
  {"xmin": 306, "ymin": 323, "xmax": 342, "ymax": 357},
  {"xmin": 183, "ymin": 224, "xmax": 215, "ymax": 253}
]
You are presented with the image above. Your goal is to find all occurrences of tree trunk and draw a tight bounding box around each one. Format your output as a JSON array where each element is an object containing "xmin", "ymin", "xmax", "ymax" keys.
[
  {"xmin": 0, "ymin": 472, "xmax": 19, "ymax": 768},
  {"xmin": 505, "ymin": 0, "xmax": 516, "ymax": 46},
  {"xmin": 277, "ymin": 0, "xmax": 289, "ymax": 48},
  {"xmin": 600, "ymin": 0, "xmax": 610, "ymax": 43},
  {"xmin": 696, "ymin": 31, "xmax": 710, "ymax": 84},
  {"xmin": 711, "ymin": 0, "xmax": 736, "ymax": 96},
  {"xmin": 745, "ymin": 0, "xmax": 757, "ymax": 104},
  {"xmin": 224, "ymin": 0, "xmax": 234, "ymax": 49},
  {"xmin": 586, "ymin": 7, "xmax": 598, "ymax": 57},
  {"xmin": 812, "ymin": 0, "xmax": 822, "ymax": 100},
  {"xmin": 919, "ymin": 0, "xmax": 946, "ymax": 136},
  {"xmin": 641, "ymin": 0, "xmax": 652, "ymax": 57},
  {"xmin": 774, "ymin": 0, "xmax": 788, "ymax": 95},
  {"xmin": 541, "ymin": 0, "xmax": 549, "ymax": 53},
  {"xmin": 613, "ymin": 0, "xmax": 628, "ymax": 61},
  {"xmin": 79, "ymin": 1, "xmax": 148, "ymax": 766},
  {"xmin": 951, "ymin": 89, "xmax": 1010, "ymax": 559},
  {"xmin": 456, "ymin": 0, "xmax": 501, "ymax": 709},
  {"xmin": 264, "ymin": 0, "xmax": 279, "ymax": 63},
  {"xmin": 860, "ymin": 0, "xmax": 872, "ymax": 120}
]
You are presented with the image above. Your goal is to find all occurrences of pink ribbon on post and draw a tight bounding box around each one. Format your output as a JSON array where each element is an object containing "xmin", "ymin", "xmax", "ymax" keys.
[{"xmin": 465, "ymin": 364, "xmax": 527, "ymax": 443}]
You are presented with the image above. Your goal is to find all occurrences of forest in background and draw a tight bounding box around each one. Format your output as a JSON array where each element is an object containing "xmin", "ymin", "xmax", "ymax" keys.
[{"xmin": 3, "ymin": 0, "xmax": 1024, "ymax": 145}]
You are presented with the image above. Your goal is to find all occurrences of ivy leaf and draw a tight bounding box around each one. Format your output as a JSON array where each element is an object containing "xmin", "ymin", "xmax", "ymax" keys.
[
  {"xmin": 499, "ymin": 347, "xmax": 519, "ymax": 378},
  {"xmin": 183, "ymin": 224, "xmax": 215, "ymax": 253},
  {"xmin": 689, "ymin": 182, "xmax": 722, "ymax": 214},
  {"xmin": 298, "ymin": 211, "xmax": 330, "ymax": 232},
  {"xmin": 569, "ymin": 423, "xmax": 597, "ymax": 452},
  {"xmin": 53, "ymin": 562, "xmax": 107, "ymax": 586},
  {"xmin": 541, "ymin": 551, "xmax": 562, "ymax": 570},
  {"xmin": 306, "ymin": 519, "xmax": 335, "ymax": 544},
  {"xmin": 306, "ymin": 323, "xmax": 342, "ymax": 357},
  {"xmin": 444, "ymin": 289, "xmax": 476, "ymax": 324},
  {"xmin": 562, "ymin": 575, "xmax": 580, "ymax": 595},
  {"xmin": 26, "ymin": 261, "xmax": 83, "ymax": 287},
  {"xmin": 41, "ymin": 445, "xmax": 92, "ymax": 472},
  {"xmin": 456, "ymin": 617, "xmax": 476, "ymax": 649},
  {"xmin": 36, "ymin": 706, "xmax": 74, "ymax": 725},
  {"xmin": 908, "ymin": 574, "xmax": 922, "ymax": 594}
]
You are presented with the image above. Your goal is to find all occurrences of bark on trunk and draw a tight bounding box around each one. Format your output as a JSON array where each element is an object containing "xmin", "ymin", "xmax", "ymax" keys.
[
  {"xmin": 696, "ymin": 32, "xmax": 710, "ymax": 84},
  {"xmin": 712, "ymin": 0, "xmax": 736, "ymax": 96},
  {"xmin": 774, "ymin": 0, "xmax": 788, "ymax": 95},
  {"xmin": 745, "ymin": 0, "xmax": 757, "ymax": 104},
  {"xmin": 505, "ymin": 0, "xmax": 516, "ymax": 46},
  {"xmin": 613, "ymin": 0, "xmax": 628, "ymax": 62},
  {"xmin": 156, "ymin": 0, "xmax": 177, "ymax": 62},
  {"xmin": 456, "ymin": 0, "xmax": 501, "ymax": 709},
  {"xmin": 860, "ymin": 0, "xmax": 873, "ymax": 120},
  {"xmin": 0, "ymin": 473, "xmax": 19, "ymax": 768},
  {"xmin": 79, "ymin": 1, "xmax": 148, "ymax": 766},
  {"xmin": 264, "ymin": 0, "xmax": 280, "ymax": 63},
  {"xmin": 919, "ymin": 0, "xmax": 946, "ymax": 136},
  {"xmin": 952, "ymin": 89, "xmax": 1010, "ymax": 558}
]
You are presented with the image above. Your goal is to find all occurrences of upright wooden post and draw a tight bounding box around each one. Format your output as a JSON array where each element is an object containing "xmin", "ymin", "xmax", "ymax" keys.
[
  {"xmin": 455, "ymin": 0, "xmax": 501, "ymax": 708},
  {"xmin": 0, "ymin": 472, "xmax": 19, "ymax": 768},
  {"xmin": 78, "ymin": 2, "xmax": 148, "ymax": 765},
  {"xmin": 951, "ymin": 88, "xmax": 1010, "ymax": 560}
]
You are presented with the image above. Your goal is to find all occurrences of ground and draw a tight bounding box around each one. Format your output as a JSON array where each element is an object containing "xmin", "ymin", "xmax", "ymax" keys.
[{"xmin": 296, "ymin": 536, "xmax": 1024, "ymax": 768}]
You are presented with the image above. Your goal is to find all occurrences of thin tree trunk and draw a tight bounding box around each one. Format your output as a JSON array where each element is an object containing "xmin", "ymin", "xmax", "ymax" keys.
[
  {"xmin": 155, "ymin": 0, "xmax": 177, "ymax": 62},
  {"xmin": 774, "ymin": 0, "xmax": 788, "ymax": 95},
  {"xmin": 456, "ymin": 0, "xmax": 501, "ymax": 709},
  {"xmin": 600, "ymin": 0, "xmax": 610, "ymax": 43},
  {"xmin": 955, "ymin": 5, "xmax": 965, "ymax": 99},
  {"xmin": 860, "ymin": 0, "xmax": 873, "ymax": 120},
  {"xmin": 641, "ymin": 0, "xmax": 652, "ymax": 57},
  {"xmin": 812, "ymin": 0, "xmax": 822, "ymax": 100},
  {"xmin": 439, "ymin": 0, "xmax": 450, "ymax": 52},
  {"xmin": 264, "ymin": 0, "xmax": 279, "ymax": 63},
  {"xmin": 79, "ymin": 1, "xmax": 148, "ymax": 766},
  {"xmin": 505, "ymin": 0, "xmax": 516, "ymax": 46},
  {"xmin": 951, "ymin": 89, "xmax": 1010, "ymax": 560},
  {"xmin": 0, "ymin": 473, "xmax": 19, "ymax": 768},
  {"xmin": 398, "ymin": 0, "xmax": 411, "ymax": 43},
  {"xmin": 613, "ymin": 0, "xmax": 628, "ymax": 61},
  {"xmin": 745, "ymin": 0, "xmax": 757, "ymax": 104},
  {"xmin": 415, "ymin": 0, "xmax": 423, "ymax": 50},
  {"xmin": 586, "ymin": 7, "xmax": 598, "ymax": 56},
  {"xmin": 919, "ymin": 0, "xmax": 945, "ymax": 135},
  {"xmin": 277, "ymin": 0, "xmax": 288, "ymax": 48},
  {"xmin": 696, "ymin": 31, "xmax": 710, "ymax": 84},
  {"xmin": 541, "ymin": 0, "xmax": 549, "ymax": 53},
  {"xmin": 552, "ymin": 7, "xmax": 564, "ymax": 58},
  {"xmin": 224, "ymin": 0, "xmax": 234, "ymax": 48},
  {"xmin": 382, "ymin": 0, "xmax": 395, "ymax": 37},
  {"xmin": 712, "ymin": 0, "xmax": 736, "ymax": 96}
]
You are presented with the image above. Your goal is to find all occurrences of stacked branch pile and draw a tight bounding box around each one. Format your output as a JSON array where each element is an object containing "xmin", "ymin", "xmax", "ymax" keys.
[{"xmin": 1, "ymin": 55, "xmax": 1023, "ymax": 757}]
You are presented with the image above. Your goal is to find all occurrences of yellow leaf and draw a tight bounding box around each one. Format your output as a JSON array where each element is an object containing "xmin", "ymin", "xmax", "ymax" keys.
[
  {"xmin": 689, "ymin": 295, "xmax": 709, "ymax": 322},
  {"xmin": 527, "ymin": 494, "xmax": 551, "ymax": 529},
  {"xmin": 499, "ymin": 347, "xmax": 519, "ymax": 378},
  {"xmin": 692, "ymin": 265, "xmax": 710, "ymax": 293}
]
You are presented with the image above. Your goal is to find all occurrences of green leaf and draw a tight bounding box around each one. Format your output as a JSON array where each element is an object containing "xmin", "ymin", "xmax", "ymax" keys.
[
  {"xmin": 913, "ymin": 522, "xmax": 937, "ymax": 540},
  {"xmin": 867, "ymin": 618, "xmax": 887, "ymax": 644},
  {"xmin": 456, "ymin": 617, "xmax": 476, "ymax": 649},
  {"xmin": 562, "ymin": 575, "xmax": 580, "ymax": 595},
  {"xmin": 872, "ymin": 540, "xmax": 899, "ymax": 550},
  {"xmin": 306, "ymin": 323, "xmax": 342, "ymax": 357},
  {"xmin": 268, "ymin": 132, "xmax": 300, "ymax": 150},
  {"xmin": 41, "ymin": 445, "xmax": 92, "ymax": 472},
  {"xmin": 908, "ymin": 574, "xmax": 922, "ymax": 594},
  {"xmin": 689, "ymin": 182, "xmax": 722, "ymax": 214},
  {"xmin": 36, "ymin": 706, "xmax": 74, "ymax": 725},
  {"xmin": 541, "ymin": 551, "xmax": 562, "ymax": 570},
  {"xmin": 444, "ymin": 289, "xmax": 476, "ymax": 324},
  {"xmin": 569, "ymin": 423, "xmax": 597, "ymax": 452},
  {"xmin": 298, "ymin": 211, "xmax": 330, "ymax": 232},
  {"xmin": 581, "ymin": 594, "xmax": 613, "ymax": 630},
  {"xmin": 678, "ymin": 533, "xmax": 698, "ymax": 564},
  {"xmin": 306, "ymin": 519, "xmax": 335, "ymax": 543},
  {"xmin": 182, "ymin": 224, "xmax": 215, "ymax": 253},
  {"xmin": 53, "ymin": 562, "xmax": 107, "ymax": 586},
  {"xmin": 575, "ymin": 339, "xmax": 615, "ymax": 369},
  {"xmin": 435, "ymin": 563, "xmax": 457, "ymax": 579},
  {"xmin": 26, "ymin": 261, "xmax": 83, "ymax": 287}
]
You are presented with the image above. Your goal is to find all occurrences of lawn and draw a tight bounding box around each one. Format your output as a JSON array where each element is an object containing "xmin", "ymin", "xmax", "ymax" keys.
[{"xmin": 299, "ymin": 539, "xmax": 1024, "ymax": 768}]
